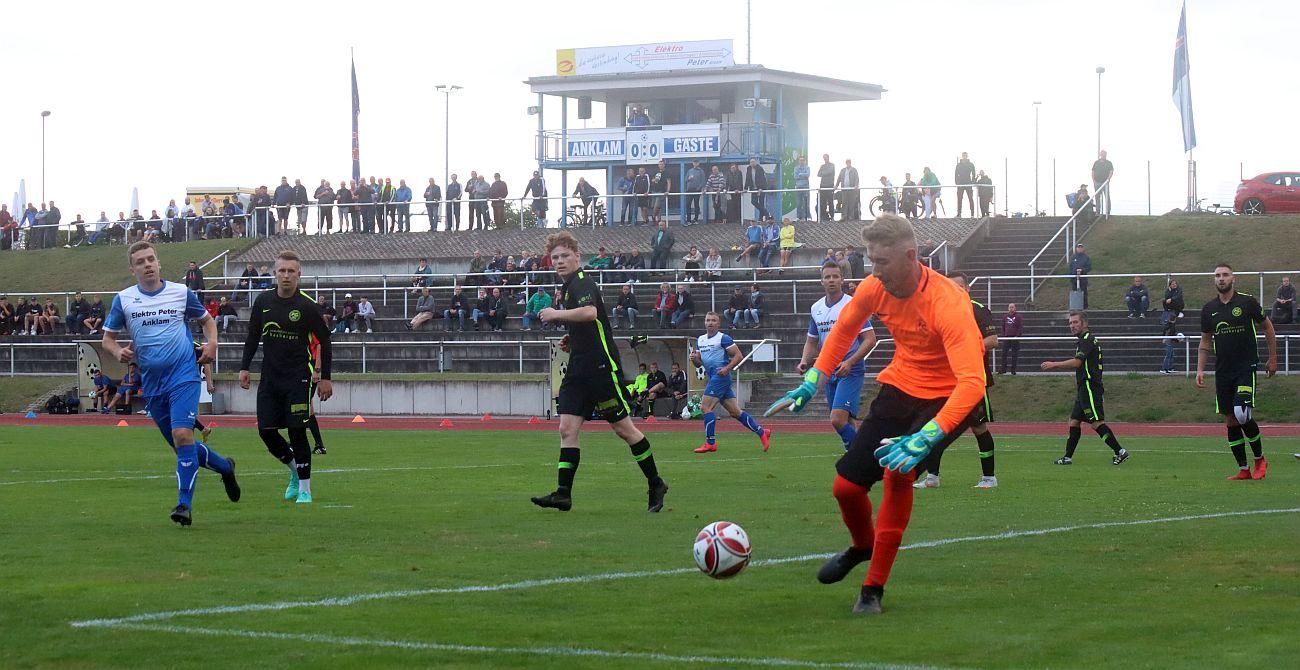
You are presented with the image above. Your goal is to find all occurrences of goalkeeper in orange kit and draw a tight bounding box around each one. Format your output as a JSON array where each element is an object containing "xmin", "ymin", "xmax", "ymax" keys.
[{"xmin": 766, "ymin": 214, "xmax": 987, "ymax": 615}]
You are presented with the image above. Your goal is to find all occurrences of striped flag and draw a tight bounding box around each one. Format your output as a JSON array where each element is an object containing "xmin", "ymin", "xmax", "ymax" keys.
[
  {"xmin": 351, "ymin": 53, "xmax": 361, "ymax": 181},
  {"xmin": 1172, "ymin": 2, "xmax": 1196, "ymax": 152}
]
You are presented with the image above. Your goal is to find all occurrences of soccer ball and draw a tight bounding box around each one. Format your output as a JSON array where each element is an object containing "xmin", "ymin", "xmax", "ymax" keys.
[{"xmin": 693, "ymin": 521, "xmax": 752, "ymax": 579}]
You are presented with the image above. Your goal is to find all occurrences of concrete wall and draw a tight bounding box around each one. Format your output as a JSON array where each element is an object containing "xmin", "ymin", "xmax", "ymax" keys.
[{"xmin": 212, "ymin": 379, "xmax": 752, "ymax": 416}]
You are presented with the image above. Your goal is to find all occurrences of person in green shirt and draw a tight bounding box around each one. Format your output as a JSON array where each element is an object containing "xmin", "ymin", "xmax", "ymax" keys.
[
  {"xmin": 629, "ymin": 363, "xmax": 651, "ymax": 416},
  {"xmin": 522, "ymin": 285, "xmax": 554, "ymax": 331},
  {"xmin": 468, "ymin": 251, "xmax": 487, "ymax": 286},
  {"xmin": 919, "ymin": 167, "xmax": 941, "ymax": 220}
]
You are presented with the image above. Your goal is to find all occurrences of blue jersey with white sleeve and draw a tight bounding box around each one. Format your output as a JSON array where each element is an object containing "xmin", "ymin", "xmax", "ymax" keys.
[
  {"xmin": 808, "ymin": 293, "xmax": 873, "ymax": 376},
  {"xmin": 696, "ymin": 331, "xmax": 735, "ymax": 378},
  {"xmin": 103, "ymin": 280, "xmax": 209, "ymax": 398}
]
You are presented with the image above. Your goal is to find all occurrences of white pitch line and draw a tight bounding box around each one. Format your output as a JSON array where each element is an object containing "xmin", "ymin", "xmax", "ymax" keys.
[
  {"xmin": 91, "ymin": 622, "xmax": 968, "ymax": 670},
  {"xmin": 70, "ymin": 507, "xmax": 1300, "ymax": 630}
]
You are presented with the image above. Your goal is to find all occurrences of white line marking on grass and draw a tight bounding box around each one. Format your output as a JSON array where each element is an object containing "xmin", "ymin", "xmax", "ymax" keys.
[
  {"xmin": 71, "ymin": 507, "xmax": 1300, "ymax": 629},
  {"xmin": 94, "ymin": 622, "xmax": 965, "ymax": 670}
]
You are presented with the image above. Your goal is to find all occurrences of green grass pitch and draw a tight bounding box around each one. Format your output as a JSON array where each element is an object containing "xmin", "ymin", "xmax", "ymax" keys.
[{"xmin": 1, "ymin": 425, "xmax": 1297, "ymax": 669}]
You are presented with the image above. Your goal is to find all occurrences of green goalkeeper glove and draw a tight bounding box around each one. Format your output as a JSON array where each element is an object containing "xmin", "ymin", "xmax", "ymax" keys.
[
  {"xmin": 873, "ymin": 420, "xmax": 945, "ymax": 474},
  {"xmin": 764, "ymin": 369, "xmax": 821, "ymax": 417}
]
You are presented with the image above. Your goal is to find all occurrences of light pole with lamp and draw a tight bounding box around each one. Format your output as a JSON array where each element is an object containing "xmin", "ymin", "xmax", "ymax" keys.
[
  {"xmin": 1095, "ymin": 67, "xmax": 1105, "ymax": 155},
  {"xmin": 434, "ymin": 85, "xmax": 462, "ymax": 206},
  {"xmin": 40, "ymin": 111, "xmax": 51, "ymax": 203},
  {"xmin": 1032, "ymin": 101, "xmax": 1041, "ymax": 216}
]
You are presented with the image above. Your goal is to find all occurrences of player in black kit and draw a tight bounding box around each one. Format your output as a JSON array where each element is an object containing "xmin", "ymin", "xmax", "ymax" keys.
[
  {"xmin": 1043, "ymin": 311, "xmax": 1129, "ymax": 465},
  {"xmin": 1196, "ymin": 263, "xmax": 1277, "ymax": 480},
  {"xmin": 530, "ymin": 231, "xmax": 668, "ymax": 512},
  {"xmin": 239, "ymin": 250, "xmax": 334, "ymax": 503}
]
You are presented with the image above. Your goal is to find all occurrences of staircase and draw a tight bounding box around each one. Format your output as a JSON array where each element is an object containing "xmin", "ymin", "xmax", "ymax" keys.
[{"xmin": 958, "ymin": 217, "xmax": 1085, "ymax": 309}]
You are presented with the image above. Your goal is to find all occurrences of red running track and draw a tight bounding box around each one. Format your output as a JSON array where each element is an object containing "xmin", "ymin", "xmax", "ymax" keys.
[{"xmin": 4, "ymin": 413, "xmax": 1300, "ymax": 437}]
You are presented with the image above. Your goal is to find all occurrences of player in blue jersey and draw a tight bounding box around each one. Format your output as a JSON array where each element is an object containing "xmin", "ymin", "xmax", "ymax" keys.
[
  {"xmin": 691, "ymin": 311, "xmax": 772, "ymax": 453},
  {"xmin": 799, "ymin": 262, "xmax": 878, "ymax": 450},
  {"xmin": 102, "ymin": 242, "xmax": 240, "ymax": 526}
]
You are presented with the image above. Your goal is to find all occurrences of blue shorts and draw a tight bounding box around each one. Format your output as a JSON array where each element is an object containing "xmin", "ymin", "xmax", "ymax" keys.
[
  {"xmin": 826, "ymin": 373, "xmax": 865, "ymax": 418},
  {"xmin": 703, "ymin": 374, "xmax": 735, "ymax": 401},
  {"xmin": 147, "ymin": 381, "xmax": 200, "ymax": 443}
]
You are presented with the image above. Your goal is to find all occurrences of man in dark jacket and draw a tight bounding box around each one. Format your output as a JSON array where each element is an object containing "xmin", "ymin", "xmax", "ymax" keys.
[
  {"xmin": 650, "ymin": 221, "xmax": 674, "ymax": 272},
  {"xmin": 292, "ymin": 179, "xmax": 310, "ymax": 234},
  {"xmin": 817, "ymin": 154, "xmax": 836, "ymax": 221},
  {"xmin": 665, "ymin": 362, "xmax": 689, "ymax": 419},
  {"xmin": 354, "ymin": 179, "xmax": 375, "ymax": 233},
  {"xmin": 1162, "ymin": 279, "xmax": 1185, "ymax": 324},
  {"xmin": 999, "ymin": 302, "xmax": 1024, "ymax": 375},
  {"xmin": 725, "ymin": 163, "xmax": 744, "ymax": 224},
  {"xmin": 488, "ymin": 174, "xmax": 509, "ymax": 228},
  {"xmin": 443, "ymin": 286, "xmax": 470, "ymax": 332},
  {"xmin": 445, "ymin": 175, "xmax": 462, "ymax": 231},
  {"xmin": 273, "ymin": 177, "xmax": 294, "ymax": 232},
  {"xmin": 185, "ymin": 261, "xmax": 206, "ymax": 303},
  {"xmin": 1124, "ymin": 275, "xmax": 1150, "ymax": 318},
  {"xmin": 976, "ymin": 170, "xmax": 994, "ymax": 217},
  {"xmin": 335, "ymin": 181, "xmax": 355, "ymax": 232},
  {"xmin": 610, "ymin": 283, "xmax": 639, "ymax": 329},
  {"xmin": 744, "ymin": 158, "xmax": 770, "ymax": 221},
  {"xmin": 423, "ymin": 178, "xmax": 442, "ymax": 231},
  {"xmin": 1273, "ymin": 277, "xmax": 1297, "ymax": 324},
  {"xmin": 954, "ymin": 152, "xmax": 976, "ymax": 217},
  {"xmin": 1070, "ymin": 243, "xmax": 1092, "ymax": 308},
  {"xmin": 65, "ymin": 291, "xmax": 89, "ymax": 335},
  {"xmin": 314, "ymin": 180, "xmax": 335, "ymax": 234}
]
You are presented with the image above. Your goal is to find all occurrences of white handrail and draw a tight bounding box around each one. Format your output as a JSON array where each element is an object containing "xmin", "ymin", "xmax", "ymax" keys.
[{"xmin": 1026, "ymin": 175, "xmax": 1111, "ymax": 301}]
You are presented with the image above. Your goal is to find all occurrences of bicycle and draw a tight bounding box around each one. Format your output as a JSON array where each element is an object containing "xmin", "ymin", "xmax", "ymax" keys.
[
  {"xmin": 560, "ymin": 200, "xmax": 607, "ymax": 227},
  {"xmin": 1183, "ymin": 198, "xmax": 1235, "ymax": 216},
  {"xmin": 868, "ymin": 188, "xmax": 920, "ymax": 219}
]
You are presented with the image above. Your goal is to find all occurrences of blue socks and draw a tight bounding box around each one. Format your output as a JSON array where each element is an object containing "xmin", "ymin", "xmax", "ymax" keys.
[
  {"xmin": 737, "ymin": 411, "xmax": 763, "ymax": 436},
  {"xmin": 836, "ymin": 423, "xmax": 858, "ymax": 452},
  {"xmin": 703, "ymin": 412, "xmax": 717, "ymax": 445},
  {"xmin": 195, "ymin": 441, "xmax": 233, "ymax": 475},
  {"xmin": 176, "ymin": 444, "xmax": 199, "ymax": 507}
]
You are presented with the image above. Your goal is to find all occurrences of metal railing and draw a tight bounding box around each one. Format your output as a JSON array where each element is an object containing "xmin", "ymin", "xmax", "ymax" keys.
[
  {"xmin": 968, "ymin": 269, "xmax": 1300, "ymax": 312},
  {"xmin": 1027, "ymin": 176, "xmax": 1110, "ymax": 302}
]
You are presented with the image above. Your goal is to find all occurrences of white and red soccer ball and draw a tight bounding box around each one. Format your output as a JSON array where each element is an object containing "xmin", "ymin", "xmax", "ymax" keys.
[{"xmin": 693, "ymin": 521, "xmax": 752, "ymax": 579}]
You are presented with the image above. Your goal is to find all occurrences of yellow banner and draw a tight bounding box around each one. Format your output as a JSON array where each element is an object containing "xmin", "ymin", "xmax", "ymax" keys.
[{"xmin": 555, "ymin": 49, "xmax": 576, "ymax": 76}]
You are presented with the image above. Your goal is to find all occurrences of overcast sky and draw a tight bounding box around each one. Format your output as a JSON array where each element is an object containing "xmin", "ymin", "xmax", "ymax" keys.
[{"xmin": 2, "ymin": 0, "xmax": 1295, "ymax": 225}]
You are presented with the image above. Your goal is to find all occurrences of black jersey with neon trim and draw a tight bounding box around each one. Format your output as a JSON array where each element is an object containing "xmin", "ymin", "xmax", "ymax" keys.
[
  {"xmin": 1200, "ymin": 292, "xmax": 1266, "ymax": 372},
  {"xmin": 971, "ymin": 299, "xmax": 996, "ymax": 387},
  {"xmin": 1073, "ymin": 330, "xmax": 1103, "ymax": 388},
  {"xmin": 560, "ymin": 270, "xmax": 623, "ymax": 379},
  {"xmin": 241, "ymin": 290, "xmax": 332, "ymax": 380}
]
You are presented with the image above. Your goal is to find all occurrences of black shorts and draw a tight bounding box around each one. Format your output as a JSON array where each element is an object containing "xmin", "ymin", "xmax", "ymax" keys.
[
  {"xmin": 837, "ymin": 384, "xmax": 947, "ymax": 489},
  {"xmin": 925, "ymin": 391, "xmax": 993, "ymax": 462},
  {"xmin": 556, "ymin": 369, "xmax": 631, "ymax": 423},
  {"xmin": 257, "ymin": 373, "xmax": 312, "ymax": 430},
  {"xmin": 1215, "ymin": 367, "xmax": 1256, "ymax": 416},
  {"xmin": 1070, "ymin": 384, "xmax": 1105, "ymax": 422}
]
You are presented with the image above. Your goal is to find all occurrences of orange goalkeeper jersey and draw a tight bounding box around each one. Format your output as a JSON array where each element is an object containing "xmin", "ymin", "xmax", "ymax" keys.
[{"xmin": 812, "ymin": 263, "xmax": 986, "ymax": 433}]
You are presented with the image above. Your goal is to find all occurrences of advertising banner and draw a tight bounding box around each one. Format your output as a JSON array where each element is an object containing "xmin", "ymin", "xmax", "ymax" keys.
[
  {"xmin": 556, "ymin": 40, "xmax": 734, "ymax": 77},
  {"xmin": 565, "ymin": 128, "xmax": 626, "ymax": 162},
  {"xmin": 660, "ymin": 124, "xmax": 722, "ymax": 159}
]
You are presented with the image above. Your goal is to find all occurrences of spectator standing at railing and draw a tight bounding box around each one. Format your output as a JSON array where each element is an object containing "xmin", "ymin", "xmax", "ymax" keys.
[
  {"xmin": 725, "ymin": 163, "xmax": 744, "ymax": 224},
  {"xmin": 609, "ymin": 283, "xmax": 639, "ymax": 329},
  {"xmin": 45, "ymin": 202, "xmax": 62, "ymax": 248},
  {"xmin": 395, "ymin": 179, "xmax": 413, "ymax": 232},
  {"xmin": 84, "ymin": 295, "xmax": 105, "ymax": 334},
  {"xmin": 355, "ymin": 178, "xmax": 376, "ymax": 233},
  {"xmin": 483, "ymin": 174, "xmax": 505, "ymax": 229},
  {"xmin": 1070, "ymin": 243, "xmax": 1091, "ymax": 309},
  {"xmin": 165, "ymin": 199, "xmax": 182, "ymax": 240},
  {"xmin": 1091, "ymin": 150, "xmax": 1113, "ymax": 218},
  {"xmin": 443, "ymin": 286, "xmax": 469, "ymax": 332},
  {"xmin": 66, "ymin": 292, "xmax": 89, "ymax": 335},
  {"xmin": 273, "ymin": 178, "xmax": 293, "ymax": 232},
  {"xmin": 524, "ymin": 171, "xmax": 549, "ymax": 227},
  {"xmin": 445, "ymin": 175, "xmax": 462, "ymax": 231},
  {"xmin": 1273, "ymin": 277, "xmax": 1297, "ymax": 324},
  {"xmin": 705, "ymin": 165, "xmax": 727, "ymax": 224},
  {"xmin": 818, "ymin": 154, "xmax": 836, "ymax": 222},
  {"xmin": 954, "ymin": 152, "xmax": 976, "ymax": 218},
  {"xmin": 744, "ymin": 158, "xmax": 771, "ymax": 222},
  {"xmin": 0, "ymin": 205, "xmax": 14, "ymax": 250},
  {"xmin": 1124, "ymin": 276, "xmax": 1150, "ymax": 318},
  {"xmin": 314, "ymin": 180, "xmax": 335, "ymax": 234},
  {"xmin": 633, "ymin": 166, "xmax": 652, "ymax": 225},
  {"xmin": 251, "ymin": 186, "xmax": 273, "ymax": 236},
  {"xmin": 423, "ymin": 178, "xmax": 442, "ymax": 232},
  {"xmin": 651, "ymin": 162, "xmax": 671, "ymax": 224},
  {"xmin": 685, "ymin": 160, "xmax": 706, "ymax": 224},
  {"xmin": 650, "ymin": 220, "xmax": 674, "ymax": 273},
  {"xmin": 618, "ymin": 168, "xmax": 637, "ymax": 226},
  {"xmin": 671, "ymin": 284, "xmax": 695, "ymax": 328},
  {"xmin": 334, "ymin": 181, "xmax": 352, "ymax": 232},
  {"xmin": 653, "ymin": 283, "xmax": 677, "ymax": 328},
  {"xmin": 354, "ymin": 296, "xmax": 376, "ymax": 333},
  {"xmin": 460, "ymin": 173, "xmax": 482, "ymax": 229},
  {"xmin": 523, "ymin": 285, "xmax": 554, "ymax": 331},
  {"xmin": 900, "ymin": 173, "xmax": 920, "ymax": 219},
  {"xmin": 837, "ymin": 159, "xmax": 861, "ymax": 221},
  {"xmin": 998, "ymin": 302, "xmax": 1022, "ymax": 375},
  {"xmin": 572, "ymin": 177, "xmax": 597, "ymax": 224},
  {"xmin": 794, "ymin": 156, "xmax": 812, "ymax": 221},
  {"xmin": 379, "ymin": 178, "xmax": 397, "ymax": 233},
  {"xmin": 185, "ymin": 261, "xmax": 206, "ymax": 303},
  {"xmin": 31, "ymin": 203, "xmax": 49, "ymax": 250},
  {"xmin": 919, "ymin": 167, "xmax": 941, "ymax": 220},
  {"xmin": 976, "ymin": 170, "xmax": 994, "ymax": 218},
  {"xmin": 292, "ymin": 179, "xmax": 310, "ymax": 234}
]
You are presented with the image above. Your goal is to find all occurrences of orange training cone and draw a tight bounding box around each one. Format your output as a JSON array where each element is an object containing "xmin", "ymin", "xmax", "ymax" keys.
[
  {"xmin": 116, "ymin": 419, "xmax": 129, "ymax": 427},
  {"xmin": 645, "ymin": 415, "xmax": 657, "ymax": 422},
  {"xmin": 439, "ymin": 418, "xmax": 454, "ymax": 428},
  {"xmin": 528, "ymin": 415, "xmax": 541, "ymax": 424},
  {"xmin": 481, "ymin": 413, "xmax": 492, "ymax": 422},
  {"xmin": 351, "ymin": 415, "xmax": 366, "ymax": 423}
]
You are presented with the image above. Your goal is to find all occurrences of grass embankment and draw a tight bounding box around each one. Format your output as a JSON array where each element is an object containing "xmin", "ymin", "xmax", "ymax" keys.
[
  {"xmin": 1033, "ymin": 214, "xmax": 1300, "ymax": 310},
  {"xmin": 0, "ymin": 238, "xmax": 260, "ymax": 294},
  {"xmin": 0, "ymin": 377, "xmax": 73, "ymax": 413},
  {"xmin": 986, "ymin": 373, "xmax": 1300, "ymax": 423}
]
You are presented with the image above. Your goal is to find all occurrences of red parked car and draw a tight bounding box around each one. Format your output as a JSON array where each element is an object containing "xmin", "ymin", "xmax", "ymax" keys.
[{"xmin": 1235, "ymin": 172, "xmax": 1300, "ymax": 214}]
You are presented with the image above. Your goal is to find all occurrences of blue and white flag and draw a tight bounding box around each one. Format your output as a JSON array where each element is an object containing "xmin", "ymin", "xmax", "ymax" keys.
[
  {"xmin": 1172, "ymin": 2, "xmax": 1196, "ymax": 152},
  {"xmin": 351, "ymin": 52, "xmax": 361, "ymax": 182}
]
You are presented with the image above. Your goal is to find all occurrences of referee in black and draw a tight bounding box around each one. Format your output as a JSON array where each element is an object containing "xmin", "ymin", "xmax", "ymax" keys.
[
  {"xmin": 1196, "ymin": 263, "xmax": 1277, "ymax": 480},
  {"xmin": 1043, "ymin": 311, "xmax": 1129, "ymax": 465},
  {"xmin": 531, "ymin": 231, "xmax": 668, "ymax": 512},
  {"xmin": 240, "ymin": 250, "xmax": 334, "ymax": 503}
]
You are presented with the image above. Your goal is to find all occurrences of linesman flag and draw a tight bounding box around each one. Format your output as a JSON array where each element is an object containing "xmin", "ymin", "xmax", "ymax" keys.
[
  {"xmin": 351, "ymin": 52, "xmax": 362, "ymax": 181},
  {"xmin": 1172, "ymin": 2, "xmax": 1196, "ymax": 152}
]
